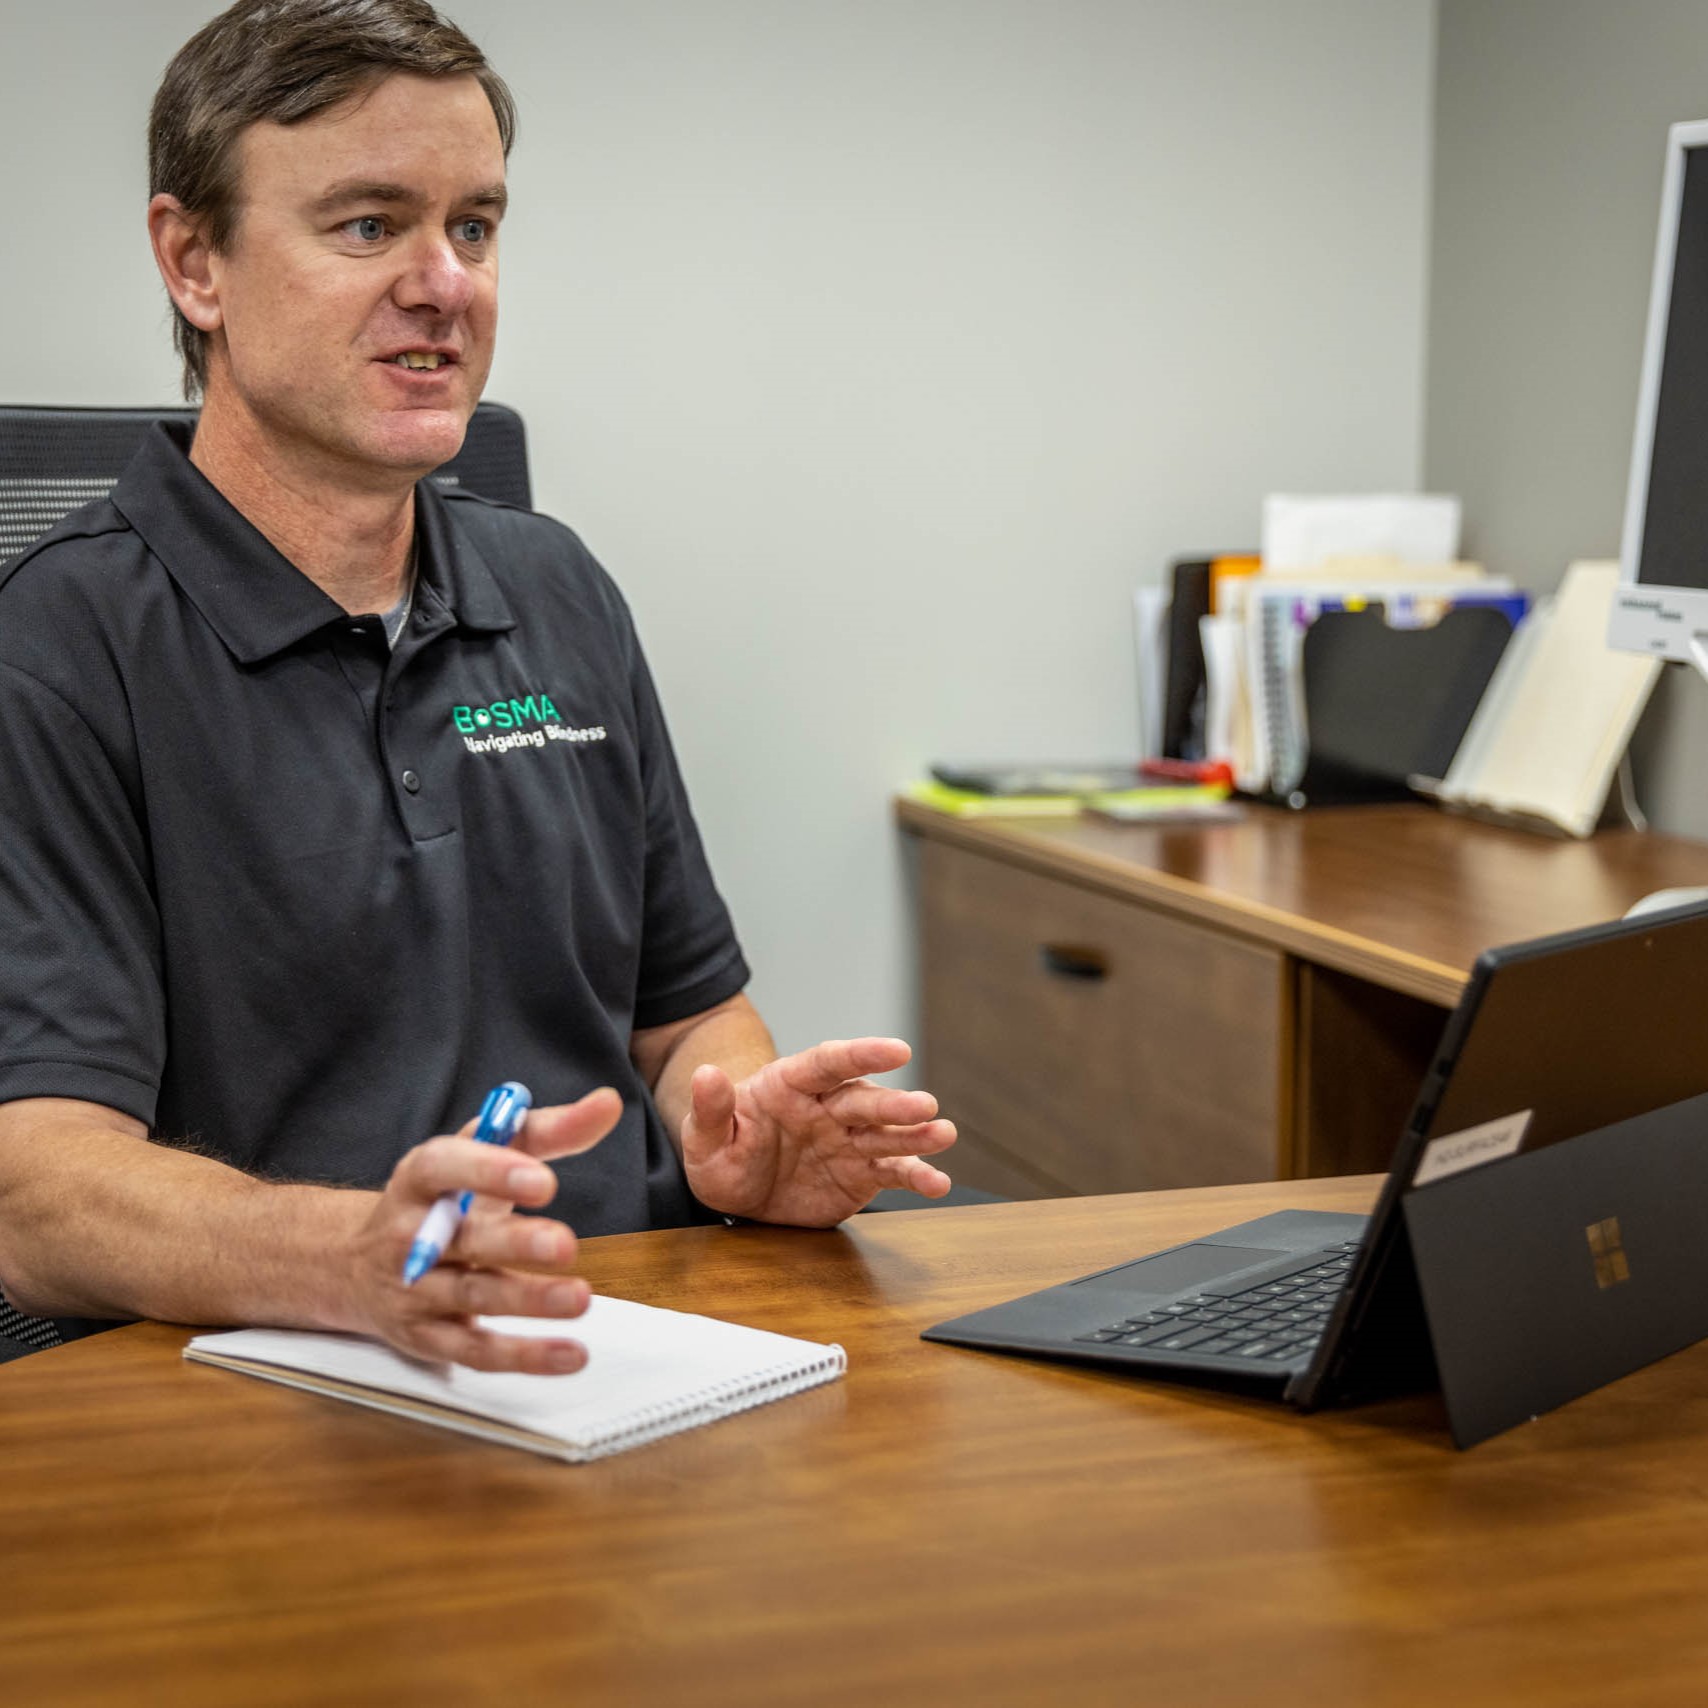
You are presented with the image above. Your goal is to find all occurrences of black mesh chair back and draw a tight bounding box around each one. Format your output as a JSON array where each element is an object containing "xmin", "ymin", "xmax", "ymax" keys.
[
  {"xmin": 0, "ymin": 399, "xmax": 531, "ymax": 564},
  {"xmin": 0, "ymin": 1302, "xmax": 66, "ymax": 1359},
  {"xmin": 0, "ymin": 399, "xmax": 531, "ymax": 1354}
]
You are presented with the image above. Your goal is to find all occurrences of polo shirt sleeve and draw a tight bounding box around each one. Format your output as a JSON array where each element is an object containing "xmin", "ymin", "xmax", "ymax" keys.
[
  {"xmin": 615, "ymin": 608, "xmax": 751, "ymax": 1032},
  {"xmin": 0, "ymin": 661, "xmax": 164, "ymax": 1123}
]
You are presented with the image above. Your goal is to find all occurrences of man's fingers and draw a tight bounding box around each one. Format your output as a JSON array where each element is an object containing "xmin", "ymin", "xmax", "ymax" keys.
[
  {"xmin": 366, "ymin": 1114, "xmax": 606, "ymax": 1367},
  {"xmin": 843, "ymin": 1117, "xmax": 958, "ymax": 1159},
  {"xmin": 870, "ymin": 1155, "xmax": 954, "ymax": 1198},
  {"xmin": 513, "ymin": 1086, "xmax": 624, "ymax": 1162},
  {"xmin": 408, "ymin": 1316, "xmax": 589, "ymax": 1376},
  {"xmin": 777, "ymin": 1037, "xmax": 912, "ymax": 1096},
  {"xmin": 410, "ymin": 1264, "xmax": 591, "ymax": 1324},
  {"xmin": 685, "ymin": 1064, "xmax": 737, "ymax": 1151},
  {"xmin": 451, "ymin": 1211, "xmax": 579, "ymax": 1273},
  {"xmin": 400, "ymin": 1083, "xmax": 624, "ymax": 1211},
  {"xmin": 820, "ymin": 1084, "xmax": 940, "ymax": 1130},
  {"xmin": 397, "ymin": 1135, "xmax": 559, "ymax": 1208}
]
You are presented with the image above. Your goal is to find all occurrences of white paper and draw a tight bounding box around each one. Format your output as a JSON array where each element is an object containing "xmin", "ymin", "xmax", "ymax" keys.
[
  {"xmin": 1413, "ymin": 1110, "xmax": 1532, "ymax": 1186},
  {"xmin": 1132, "ymin": 585, "xmax": 1169, "ymax": 760},
  {"xmin": 1261, "ymin": 494, "xmax": 1462, "ymax": 574},
  {"xmin": 1199, "ymin": 612, "xmax": 1259, "ymax": 789}
]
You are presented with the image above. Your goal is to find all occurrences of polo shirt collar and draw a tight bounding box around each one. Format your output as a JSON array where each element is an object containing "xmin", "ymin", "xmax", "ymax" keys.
[{"xmin": 111, "ymin": 420, "xmax": 515, "ymax": 665}]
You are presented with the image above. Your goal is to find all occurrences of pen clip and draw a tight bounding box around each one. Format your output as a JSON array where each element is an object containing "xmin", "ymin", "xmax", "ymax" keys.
[{"xmin": 474, "ymin": 1080, "xmax": 533, "ymax": 1147}]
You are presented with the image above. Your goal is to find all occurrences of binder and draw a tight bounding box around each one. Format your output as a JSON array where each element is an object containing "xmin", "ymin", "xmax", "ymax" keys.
[
  {"xmin": 1161, "ymin": 554, "xmax": 1256, "ymax": 760},
  {"xmin": 1160, "ymin": 559, "xmax": 1211, "ymax": 760}
]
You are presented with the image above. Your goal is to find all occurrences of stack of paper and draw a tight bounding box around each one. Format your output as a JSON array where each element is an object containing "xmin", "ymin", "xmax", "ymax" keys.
[{"xmin": 1261, "ymin": 493, "xmax": 1463, "ymax": 573}]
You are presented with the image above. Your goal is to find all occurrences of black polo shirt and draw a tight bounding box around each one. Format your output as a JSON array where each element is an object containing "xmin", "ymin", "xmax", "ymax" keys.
[{"xmin": 0, "ymin": 422, "xmax": 748, "ymax": 1237}]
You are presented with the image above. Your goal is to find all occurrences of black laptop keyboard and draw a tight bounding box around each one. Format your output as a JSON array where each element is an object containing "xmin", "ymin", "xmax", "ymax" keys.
[{"xmin": 1071, "ymin": 1241, "xmax": 1362, "ymax": 1364}]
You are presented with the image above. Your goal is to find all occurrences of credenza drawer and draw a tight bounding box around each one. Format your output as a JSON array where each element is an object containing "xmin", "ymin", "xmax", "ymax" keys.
[{"xmin": 919, "ymin": 838, "xmax": 1284, "ymax": 1193}]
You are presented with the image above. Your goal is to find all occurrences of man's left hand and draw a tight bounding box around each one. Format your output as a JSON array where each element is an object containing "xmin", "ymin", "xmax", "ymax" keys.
[{"xmin": 679, "ymin": 1038, "xmax": 956, "ymax": 1226}]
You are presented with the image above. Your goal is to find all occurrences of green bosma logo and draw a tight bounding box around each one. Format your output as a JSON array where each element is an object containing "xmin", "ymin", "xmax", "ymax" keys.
[
  {"xmin": 451, "ymin": 694, "xmax": 562, "ymax": 733},
  {"xmin": 453, "ymin": 691, "xmax": 607, "ymax": 756}
]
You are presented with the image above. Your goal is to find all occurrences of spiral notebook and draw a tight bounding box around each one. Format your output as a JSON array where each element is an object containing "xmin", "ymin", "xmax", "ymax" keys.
[{"xmin": 184, "ymin": 1295, "xmax": 846, "ymax": 1461}]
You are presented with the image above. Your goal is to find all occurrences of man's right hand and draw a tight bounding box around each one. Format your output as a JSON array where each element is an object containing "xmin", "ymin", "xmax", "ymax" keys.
[{"xmin": 346, "ymin": 1086, "xmax": 622, "ymax": 1373}]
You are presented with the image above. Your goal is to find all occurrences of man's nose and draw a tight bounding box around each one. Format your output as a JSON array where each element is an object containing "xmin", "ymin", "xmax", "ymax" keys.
[{"xmin": 395, "ymin": 231, "xmax": 477, "ymax": 317}]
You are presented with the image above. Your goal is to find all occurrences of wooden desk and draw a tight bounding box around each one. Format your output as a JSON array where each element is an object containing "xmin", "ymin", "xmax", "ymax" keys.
[
  {"xmin": 8, "ymin": 1183, "xmax": 1708, "ymax": 1707},
  {"xmin": 900, "ymin": 798, "xmax": 1708, "ymax": 1193}
]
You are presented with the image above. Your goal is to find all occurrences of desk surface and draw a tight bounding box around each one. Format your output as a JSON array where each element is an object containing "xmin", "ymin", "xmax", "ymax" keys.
[
  {"xmin": 898, "ymin": 797, "xmax": 1708, "ymax": 1005},
  {"xmin": 8, "ymin": 1180, "xmax": 1708, "ymax": 1707}
]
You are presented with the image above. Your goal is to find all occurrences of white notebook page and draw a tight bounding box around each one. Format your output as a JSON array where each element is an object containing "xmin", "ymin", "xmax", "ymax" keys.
[{"xmin": 185, "ymin": 1294, "xmax": 846, "ymax": 1460}]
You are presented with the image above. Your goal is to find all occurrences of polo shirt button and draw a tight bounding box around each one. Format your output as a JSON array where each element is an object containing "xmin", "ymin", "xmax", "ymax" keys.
[{"xmin": 401, "ymin": 769, "xmax": 422, "ymax": 793}]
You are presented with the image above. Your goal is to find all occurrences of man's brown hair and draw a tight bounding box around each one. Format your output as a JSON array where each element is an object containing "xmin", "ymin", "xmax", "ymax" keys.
[{"xmin": 149, "ymin": 0, "xmax": 516, "ymax": 400}]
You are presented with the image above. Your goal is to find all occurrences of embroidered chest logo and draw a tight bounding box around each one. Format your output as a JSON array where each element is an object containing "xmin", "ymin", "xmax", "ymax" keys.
[{"xmin": 450, "ymin": 693, "xmax": 607, "ymax": 755}]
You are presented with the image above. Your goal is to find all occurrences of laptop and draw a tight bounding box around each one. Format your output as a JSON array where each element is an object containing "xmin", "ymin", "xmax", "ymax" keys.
[{"xmin": 924, "ymin": 900, "xmax": 1708, "ymax": 1446}]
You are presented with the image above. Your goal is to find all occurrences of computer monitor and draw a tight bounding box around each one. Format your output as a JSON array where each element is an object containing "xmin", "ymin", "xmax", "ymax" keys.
[{"xmin": 1611, "ymin": 120, "xmax": 1708, "ymax": 673}]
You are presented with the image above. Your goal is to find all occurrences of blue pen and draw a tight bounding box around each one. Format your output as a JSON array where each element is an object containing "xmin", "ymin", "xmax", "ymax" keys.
[{"xmin": 402, "ymin": 1081, "xmax": 533, "ymax": 1285}]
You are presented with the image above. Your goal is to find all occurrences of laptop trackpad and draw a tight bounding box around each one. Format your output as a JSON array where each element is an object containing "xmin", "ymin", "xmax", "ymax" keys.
[{"xmin": 1070, "ymin": 1243, "xmax": 1287, "ymax": 1294}]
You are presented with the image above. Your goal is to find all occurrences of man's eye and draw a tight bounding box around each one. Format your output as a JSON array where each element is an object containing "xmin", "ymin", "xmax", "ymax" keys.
[
  {"xmin": 348, "ymin": 216, "xmax": 387, "ymax": 242},
  {"xmin": 454, "ymin": 218, "xmax": 489, "ymax": 244}
]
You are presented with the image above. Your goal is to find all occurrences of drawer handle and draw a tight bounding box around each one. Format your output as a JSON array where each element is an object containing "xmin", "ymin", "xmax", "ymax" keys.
[{"xmin": 1040, "ymin": 943, "xmax": 1109, "ymax": 981}]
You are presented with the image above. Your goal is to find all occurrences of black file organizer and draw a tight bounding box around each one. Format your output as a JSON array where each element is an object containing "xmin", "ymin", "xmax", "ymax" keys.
[{"xmin": 1284, "ymin": 604, "xmax": 1515, "ymax": 808}]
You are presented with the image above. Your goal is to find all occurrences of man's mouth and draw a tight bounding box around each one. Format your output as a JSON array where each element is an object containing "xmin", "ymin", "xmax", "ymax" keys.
[{"xmin": 390, "ymin": 352, "xmax": 452, "ymax": 370}]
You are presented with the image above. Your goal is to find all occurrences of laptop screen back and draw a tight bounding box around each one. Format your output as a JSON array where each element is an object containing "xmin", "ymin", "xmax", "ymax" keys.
[{"xmin": 1297, "ymin": 899, "xmax": 1708, "ymax": 1410}]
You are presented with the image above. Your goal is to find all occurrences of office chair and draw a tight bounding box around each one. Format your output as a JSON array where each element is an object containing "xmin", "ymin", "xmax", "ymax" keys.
[
  {"xmin": 0, "ymin": 399, "xmax": 532, "ymax": 564},
  {"xmin": 0, "ymin": 401, "xmax": 532, "ymax": 1357},
  {"xmin": 0, "ymin": 1303, "xmax": 64, "ymax": 1360}
]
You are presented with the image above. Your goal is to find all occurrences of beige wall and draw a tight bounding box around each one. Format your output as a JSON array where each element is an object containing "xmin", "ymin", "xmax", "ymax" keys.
[{"xmin": 2, "ymin": 1, "xmax": 1436, "ymax": 1056}]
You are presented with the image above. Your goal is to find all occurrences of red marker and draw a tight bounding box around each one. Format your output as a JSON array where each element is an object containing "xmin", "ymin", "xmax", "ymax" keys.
[{"xmin": 1138, "ymin": 758, "xmax": 1235, "ymax": 788}]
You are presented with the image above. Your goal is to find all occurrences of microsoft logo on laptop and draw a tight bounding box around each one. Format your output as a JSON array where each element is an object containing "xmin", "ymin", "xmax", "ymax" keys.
[{"xmin": 1586, "ymin": 1217, "xmax": 1631, "ymax": 1290}]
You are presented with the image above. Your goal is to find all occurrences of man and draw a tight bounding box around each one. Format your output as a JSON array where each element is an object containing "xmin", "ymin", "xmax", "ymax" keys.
[{"xmin": 0, "ymin": 0, "xmax": 953, "ymax": 1372}]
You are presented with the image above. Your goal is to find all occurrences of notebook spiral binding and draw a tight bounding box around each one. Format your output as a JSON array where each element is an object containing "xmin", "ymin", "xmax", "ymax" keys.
[{"xmin": 590, "ymin": 1346, "xmax": 848, "ymax": 1457}]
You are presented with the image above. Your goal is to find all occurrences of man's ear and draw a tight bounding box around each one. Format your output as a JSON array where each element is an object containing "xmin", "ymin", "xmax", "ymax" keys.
[{"xmin": 148, "ymin": 193, "xmax": 223, "ymax": 333}]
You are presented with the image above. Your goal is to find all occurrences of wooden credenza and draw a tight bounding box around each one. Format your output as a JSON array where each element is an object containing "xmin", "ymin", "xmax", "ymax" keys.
[{"xmin": 899, "ymin": 797, "xmax": 1708, "ymax": 1199}]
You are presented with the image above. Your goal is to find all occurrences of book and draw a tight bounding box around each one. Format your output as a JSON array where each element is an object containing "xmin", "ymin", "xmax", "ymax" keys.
[
  {"xmin": 904, "ymin": 779, "xmax": 1231, "ymax": 819},
  {"xmin": 1086, "ymin": 796, "xmax": 1245, "ymax": 826},
  {"xmin": 1432, "ymin": 561, "xmax": 1662, "ymax": 838},
  {"xmin": 183, "ymin": 1293, "xmax": 846, "ymax": 1462},
  {"xmin": 928, "ymin": 762, "xmax": 1144, "ymax": 795},
  {"xmin": 904, "ymin": 780, "xmax": 1089, "ymax": 816}
]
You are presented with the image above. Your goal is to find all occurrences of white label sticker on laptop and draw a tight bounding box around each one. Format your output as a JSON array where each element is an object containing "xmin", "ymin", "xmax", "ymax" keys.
[{"xmin": 1413, "ymin": 1110, "xmax": 1532, "ymax": 1187}]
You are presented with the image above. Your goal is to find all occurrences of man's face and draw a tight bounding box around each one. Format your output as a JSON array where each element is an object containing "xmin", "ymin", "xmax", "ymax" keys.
[{"xmin": 204, "ymin": 72, "xmax": 505, "ymax": 485}]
